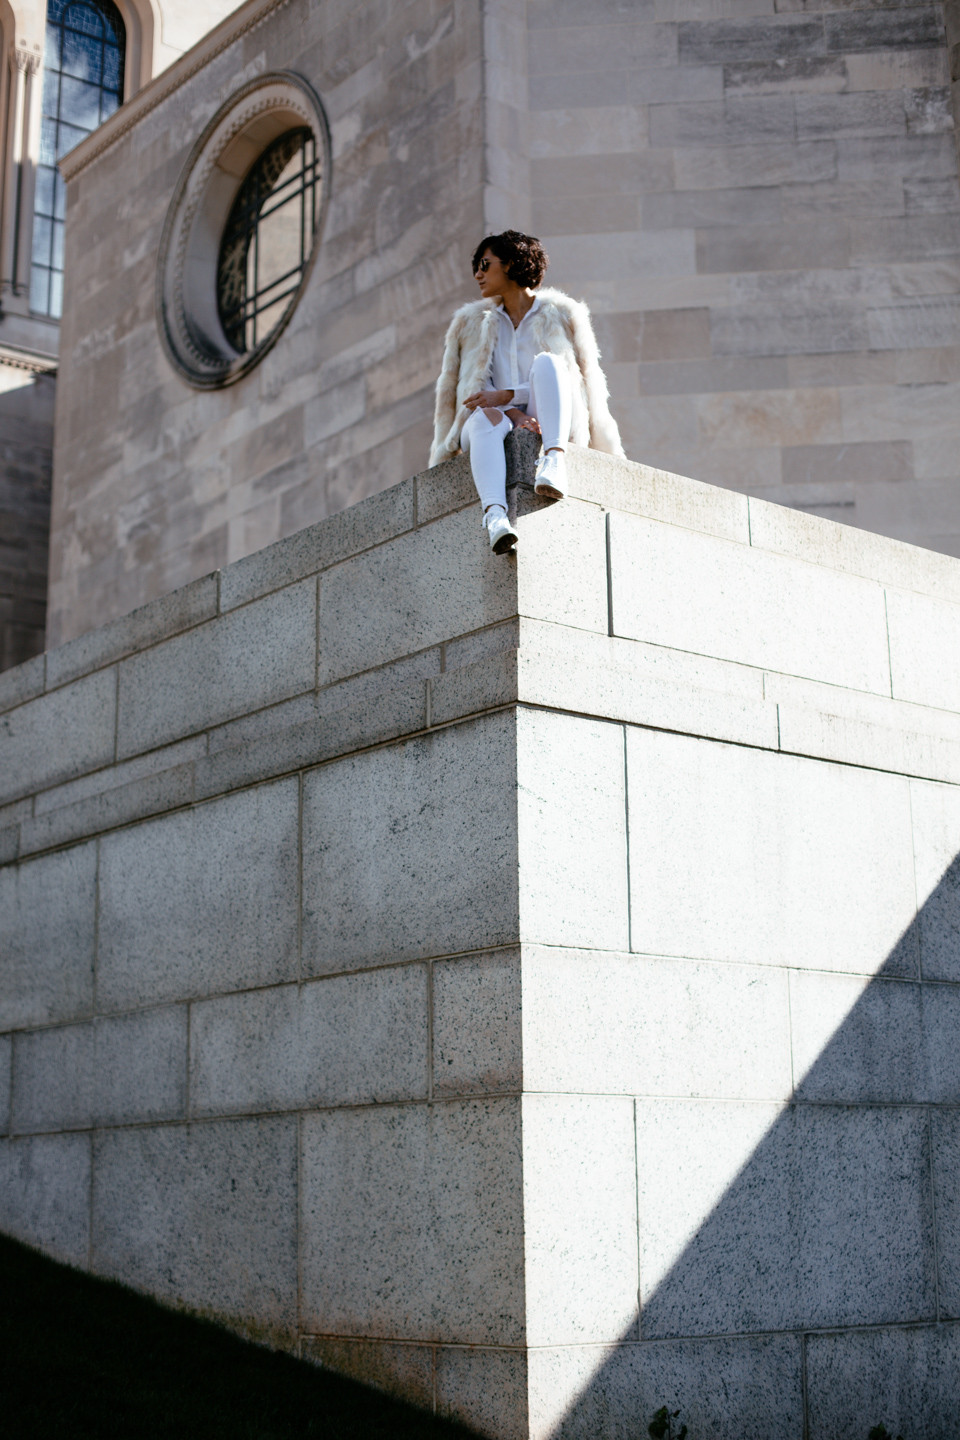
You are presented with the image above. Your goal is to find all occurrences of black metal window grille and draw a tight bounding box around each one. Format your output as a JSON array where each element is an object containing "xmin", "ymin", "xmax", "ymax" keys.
[
  {"xmin": 31, "ymin": 0, "xmax": 124, "ymax": 318},
  {"xmin": 216, "ymin": 127, "xmax": 320, "ymax": 354}
]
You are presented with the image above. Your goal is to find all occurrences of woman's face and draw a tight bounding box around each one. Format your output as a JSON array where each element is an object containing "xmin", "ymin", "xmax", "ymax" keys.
[{"xmin": 475, "ymin": 249, "xmax": 511, "ymax": 299}]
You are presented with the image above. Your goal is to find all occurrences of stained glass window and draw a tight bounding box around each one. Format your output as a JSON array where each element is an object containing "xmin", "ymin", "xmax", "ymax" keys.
[
  {"xmin": 31, "ymin": 0, "xmax": 124, "ymax": 318},
  {"xmin": 216, "ymin": 127, "xmax": 320, "ymax": 354}
]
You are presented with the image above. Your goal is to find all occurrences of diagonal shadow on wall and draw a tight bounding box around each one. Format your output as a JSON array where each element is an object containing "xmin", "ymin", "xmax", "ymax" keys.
[{"xmin": 548, "ymin": 855, "xmax": 960, "ymax": 1440}]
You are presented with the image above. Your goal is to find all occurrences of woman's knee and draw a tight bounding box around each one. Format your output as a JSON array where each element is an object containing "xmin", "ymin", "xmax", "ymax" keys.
[{"xmin": 531, "ymin": 350, "xmax": 564, "ymax": 378}]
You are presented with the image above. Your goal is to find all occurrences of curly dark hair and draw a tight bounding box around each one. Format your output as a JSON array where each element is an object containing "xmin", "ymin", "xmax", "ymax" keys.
[{"xmin": 471, "ymin": 230, "xmax": 549, "ymax": 289}]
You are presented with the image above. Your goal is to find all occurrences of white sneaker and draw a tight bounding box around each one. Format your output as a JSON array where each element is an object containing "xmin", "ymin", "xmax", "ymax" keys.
[
  {"xmin": 535, "ymin": 449, "xmax": 566, "ymax": 499},
  {"xmin": 484, "ymin": 506, "xmax": 518, "ymax": 554}
]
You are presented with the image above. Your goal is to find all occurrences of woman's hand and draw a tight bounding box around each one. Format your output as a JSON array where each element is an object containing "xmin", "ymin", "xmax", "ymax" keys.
[
  {"xmin": 506, "ymin": 409, "xmax": 540, "ymax": 435},
  {"xmin": 464, "ymin": 389, "xmax": 514, "ymax": 411}
]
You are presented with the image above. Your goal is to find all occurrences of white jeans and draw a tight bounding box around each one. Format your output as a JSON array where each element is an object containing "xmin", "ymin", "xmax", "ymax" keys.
[{"xmin": 461, "ymin": 351, "xmax": 573, "ymax": 512}]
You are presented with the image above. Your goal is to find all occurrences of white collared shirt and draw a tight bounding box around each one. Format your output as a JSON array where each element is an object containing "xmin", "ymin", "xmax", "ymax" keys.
[{"xmin": 486, "ymin": 294, "xmax": 541, "ymax": 407}]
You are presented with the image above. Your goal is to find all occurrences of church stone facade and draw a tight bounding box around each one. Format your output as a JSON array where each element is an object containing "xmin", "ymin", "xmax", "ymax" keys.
[
  {"xmin": 0, "ymin": 0, "xmax": 244, "ymax": 669},
  {"xmin": 46, "ymin": 0, "xmax": 960, "ymax": 646}
]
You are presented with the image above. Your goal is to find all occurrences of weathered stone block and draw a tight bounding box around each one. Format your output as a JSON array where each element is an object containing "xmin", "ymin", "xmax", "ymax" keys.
[
  {"xmin": 34, "ymin": 735, "xmax": 206, "ymax": 817},
  {"xmin": 0, "ymin": 653, "xmax": 44, "ymax": 716},
  {"xmin": 910, "ymin": 778, "xmax": 960, "ymax": 982},
  {"xmin": 0, "ymin": 667, "xmax": 116, "ymax": 805},
  {"xmin": 678, "ymin": 17, "xmax": 825, "ymax": 66},
  {"xmin": 0, "ymin": 1132, "xmax": 90, "ymax": 1264},
  {"xmin": 116, "ymin": 580, "xmax": 316, "ymax": 756},
  {"xmin": 516, "ymin": 708, "xmax": 629, "ymax": 951},
  {"xmin": 636, "ymin": 1100, "xmax": 935, "ymax": 1337},
  {"xmin": 522, "ymin": 1093, "xmax": 638, "ymax": 1346},
  {"xmin": 45, "ymin": 573, "xmax": 219, "ymax": 690},
  {"xmin": 528, "ymin": 20, "xmax": 677, "ymax": 74},
  {"xmin": 568, "ymin": 451, "xmax": 750, "ymax": 544},
  {"xmin": 318, "ymin": 506, "xmax": 515, "ymax": 686},
  {"xmin": 97, "ymin": 779, "xmax": 300, "ymax": 1009},
  {"xmin": 888, "ymin": 587, "xmax": 960, "ymax": 712},
  {"xmin": 195, "ymin": 676, "xmax": 430, "ymax": 801},
  {"xmin": 188, "ymin": 966, "xmax": 428, "ymax": 1116},
  {"xmin": 413, "ymin": 454, "xmax": 475, "ymax": 526},
  {"xmin": 806, "ymin": 1324, "xmax": 960, "ymax": 1440},
  {"xmin": 795, "ymin": 90, "xmax": 907, "ymax": 140},
  {"xmin": 433, "ymin": 949, "xmax": 522, "ymax": 1097},
  {"xmin": 625, "ymin": 728, "xmax": 918, "ymax": 975},
  {"xmin": 301, "ymin": 712, "xmax": 518, "ymax": 972},
  {"xmin": 527, "ymin": 1334, "xmax": 804, "ymax": 1440},
  {"xmin": 790, "ymin": 971, "xmax": 960, "ymax": 1103},
  {"xmin": 12, "ymin": 1023, "xmax": 92, "ymax": 1133},
  {"xmin": 0, "ymin": 842, "xmax": 96, "ymax": 1030},
  {"xmin": 302, "ymin": 1336, "xmax": 435, "ymax": 1414},
  {"xmin": 696, "ymin": 219, "xmax": 850, "ymax": 274},
  {"xmin": 747, "ymin": 494, "xmax": 960, "ymax": 604},
  {"xmin": 300, "ymin": 1098, "xmax": 524, "ymax": 1344},
  {"xmin": 649, "ymin": 97, "xmax": 796, "ymax": 150},
  {"xmin": 781, "ymin": 439, "xmax": 913, "ymax": 486},
  {"xmin": 932, "ymin": 1109, "xmax": 960, "ymax": 1316},
  {"xmin": 521, "ymin": 947, "xmax": 791, "ymax": 1101},
  {"xmin": 437, "ymin": 1346, "xmax": 529, "ymax": 1440},
  {"xmin": 11, "ymin": 1007, "xmax": 188, "ymax": 1134},
  {"xmin": 218, "ymin": 479, "xmax": 416, "ymax": 612},
  {"xmin": 824, "ymin": 8, "xmax": 944, "ymax": 53},
  {"xmin": 93, "ymin": 1007, "xmax": 188, "ymax": 1127},
  {"xmin": 19, "ymin": 762, "xmax": 196, "ymax": 858},
  {"xmin": 775, "ymin": 687, "xmax": 960, "ymax": 786},
  {"xmin": 609, "ymin": 510, "xmax": 891, "ymax": 693},
  {"xmin": 516, "ymin": 620, "xmax": 777, "ymax": 751},
  {"xmin": 92, "ymin": 1117, "xmax": 298, "ymax": 1339},
  {"xmin": 515, "ymin": 497, "xmax": 608, "ymax": 635}
]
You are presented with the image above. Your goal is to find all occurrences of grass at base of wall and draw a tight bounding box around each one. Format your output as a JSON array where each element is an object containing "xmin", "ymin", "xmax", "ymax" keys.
[{"xmin": 0, "ymin": 1234, "xmax": 477, "ymax": 1439}]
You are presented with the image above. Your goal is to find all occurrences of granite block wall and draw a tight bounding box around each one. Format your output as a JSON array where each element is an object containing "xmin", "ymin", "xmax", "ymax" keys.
[{"xmin": 6, "ymin": 443, "xmax": 960, "ymax": 1436}]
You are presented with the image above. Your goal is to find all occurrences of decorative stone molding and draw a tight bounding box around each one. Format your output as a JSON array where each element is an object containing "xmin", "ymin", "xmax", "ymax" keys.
[
  {"xmin": 13, "ymin": 44, "xmax": 41, "ymax": 75},
  {"xmin": 58, "ymin": 0, "xmax": 291, "ymax": 181},
  {"xmin": 0, "ymin": 342, "xmax": 57, "ymax": 374},
  {"xmin": 155, "ymin": 71, "xmax": 330, "ymax": 389}
]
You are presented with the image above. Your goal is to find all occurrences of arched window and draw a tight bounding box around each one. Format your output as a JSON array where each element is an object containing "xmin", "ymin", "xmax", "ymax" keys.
[{"xmin": 31, "ymin": 0, "xmax": 125, "ymax": 317}]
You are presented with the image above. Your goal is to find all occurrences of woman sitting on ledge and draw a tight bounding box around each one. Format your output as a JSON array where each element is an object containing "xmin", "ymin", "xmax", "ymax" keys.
[{"xmin": 429, "ymin": 229, "xmax": 625, "ymax": 554}]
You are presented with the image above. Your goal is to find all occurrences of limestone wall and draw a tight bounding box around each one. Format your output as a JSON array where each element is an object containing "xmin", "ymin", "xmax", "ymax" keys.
[
  {"xmin": 49, "ymin": 0, "xmax": 486, "ymax": 647},
  {"xmin": 525, "ymin": 0, "xmax": 960, "ymax": 555},
  {"xmin": 5, "ymin": 447, "xmax": 960, "ymax": 1437}
]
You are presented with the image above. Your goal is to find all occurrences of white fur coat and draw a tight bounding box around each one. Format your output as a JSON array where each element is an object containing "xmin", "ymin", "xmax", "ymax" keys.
[{"xmin": 429, "ymin": 287, "xmax": 624, "ymax": 467}]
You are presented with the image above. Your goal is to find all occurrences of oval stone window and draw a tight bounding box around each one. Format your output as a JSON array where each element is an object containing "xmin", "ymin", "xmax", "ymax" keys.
[
  {"xmin": 157, "ymin": 74, "xmax": 330, "ymax": 388},
  {"xmin": 216, "ymin": 126, "xmax": 319, "ymax": 355}
]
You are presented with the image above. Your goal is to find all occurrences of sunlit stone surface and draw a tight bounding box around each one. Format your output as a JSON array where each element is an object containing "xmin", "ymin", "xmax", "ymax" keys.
[{"xmin": 4, "ymin": 444, "xmax": 960, "ymax": 1437}]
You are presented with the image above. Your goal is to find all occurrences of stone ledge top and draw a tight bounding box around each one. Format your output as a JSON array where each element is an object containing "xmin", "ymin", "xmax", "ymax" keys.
[{"xmin": 4, "ymin": 439, "xmax": 960, "ymax": 721}]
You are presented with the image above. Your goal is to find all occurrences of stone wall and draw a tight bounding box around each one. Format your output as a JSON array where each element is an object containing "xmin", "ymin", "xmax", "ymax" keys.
[
  {"xmin": 49, "ymin": 0, "xmax": 486, "ymax": 647},
  {"xmin": 51, "ymin": 0, "xmax": 960, "ymax": 652},
  {"xmin": 0, "ymin": 363, "xmax": 54, "ymax": 672},
  {"xmin": 526, "ymin": 0, "xmax": 960, "ymax": 555},
  {"xmin": 5, "ymin": 444, "xmax": 960, "ymax": 1437}
]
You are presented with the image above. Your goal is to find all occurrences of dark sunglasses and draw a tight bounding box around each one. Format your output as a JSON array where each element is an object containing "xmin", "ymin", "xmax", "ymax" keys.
[{"xmin": 476, "ymin": 258, "xmax": 492, "ymax": 273}]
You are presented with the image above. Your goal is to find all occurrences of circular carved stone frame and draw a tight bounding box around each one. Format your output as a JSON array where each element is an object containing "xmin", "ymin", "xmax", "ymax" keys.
[{"xmin": 157, "ymin": 72, "xmax": 331, "ymax": 388}]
